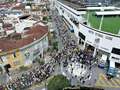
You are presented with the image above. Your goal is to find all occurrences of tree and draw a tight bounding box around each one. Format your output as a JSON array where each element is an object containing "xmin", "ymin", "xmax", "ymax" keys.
[
  {"xmin": 47, "ymin": 75, "xmax": 70, "ymax": 90},
  {"xmin": 53, "ymin": 41, "xmax": 58, "ymax": 50}
]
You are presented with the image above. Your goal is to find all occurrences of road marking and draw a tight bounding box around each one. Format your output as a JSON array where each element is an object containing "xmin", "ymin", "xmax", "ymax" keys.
[
  {"xmin": 95, "ymin": 73, "xmax": 120, "ymax": 88},
  {"xmin": 110, "ymin": 78, "xmax": 119, "ymax": 86},
  {"xmin": 100, "ymin": 74, "xmax": 113, "ymax": 86},
  {"xmin": 114, "ymin": 79, "xmax": 120, "ymax": 85}
]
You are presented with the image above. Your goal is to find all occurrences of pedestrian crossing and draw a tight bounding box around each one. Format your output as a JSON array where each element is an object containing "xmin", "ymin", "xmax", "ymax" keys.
[{"xmin": 95, "ymin": 73, "xmax": 120, "ymax": 88}]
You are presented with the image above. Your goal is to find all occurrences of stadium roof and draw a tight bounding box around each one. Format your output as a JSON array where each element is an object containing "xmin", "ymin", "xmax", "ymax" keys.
[
  {"xmin": 95, "ymin": 11, "xmax": 120, "ymax": 15},
  {"xmin": 86, "ymin": 6, "xmax": 116, "ymax": 10},
  {"xmin": 58, "ymin": 0, "xmax": 86, "ymax": 11}
]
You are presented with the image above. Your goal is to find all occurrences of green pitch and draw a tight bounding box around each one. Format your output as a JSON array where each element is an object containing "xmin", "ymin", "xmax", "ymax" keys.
[{"xmin": 85, "ymin": 12, "xmax": 120, "ymax": 34}]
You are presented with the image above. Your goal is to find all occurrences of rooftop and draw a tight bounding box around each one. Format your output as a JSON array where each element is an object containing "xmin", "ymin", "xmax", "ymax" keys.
[
  {"xmin": 0, "ymin": 24, "xmax": 48, "ymax": 53},
  {"xmin": 58, "ymin": 0, "xmax": 112, "ymax": 11},
  {"xmin": 58, "ymin": 0, "xmax": 86, "ymax": 11}
]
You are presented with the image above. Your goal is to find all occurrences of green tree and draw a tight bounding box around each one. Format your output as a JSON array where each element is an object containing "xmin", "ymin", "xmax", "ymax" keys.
[
  {"xmin": 47, "ymin": 75, "xmax": 70, "ymax": 90},
  {"xmin": 53, "ymin": 41, "xmax": 58, "ymax": 50}
]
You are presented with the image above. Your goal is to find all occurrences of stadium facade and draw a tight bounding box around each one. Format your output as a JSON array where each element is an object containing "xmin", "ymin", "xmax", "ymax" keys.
[{"xmin": 55, "ymin": 0, "xmax": 120, "ymax": 72}]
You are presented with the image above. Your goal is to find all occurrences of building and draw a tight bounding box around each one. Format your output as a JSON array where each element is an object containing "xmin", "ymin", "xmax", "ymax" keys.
[
  {"xmin": 22, "ymin": 0, "xmax": 50, "ymax": 21},
  {"xmin": 55, "ymin": 0, "xmax": 120, "ymax": 73},
  {"xmin": 0, "ymin": 13, "xmax": 48, "ymax": 72}
]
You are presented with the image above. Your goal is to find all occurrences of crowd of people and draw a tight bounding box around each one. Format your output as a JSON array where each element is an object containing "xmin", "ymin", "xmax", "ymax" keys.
[
  {"xmin": 6, "ymin": 63, "xmax": 55, "ymax": 90},
  {"xmin": 52, "ymin": 9, "xmax": 96, "ymax": 85},
  {"xmin": 0, "ymin": 9, "xmax": 98, "ymax": 90}
]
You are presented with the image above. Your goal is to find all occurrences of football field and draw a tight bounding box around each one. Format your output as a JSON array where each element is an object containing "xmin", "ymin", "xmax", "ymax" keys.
[{"xmin": 85, "ymin": 12, "xmax": 120, "ymax": 34}]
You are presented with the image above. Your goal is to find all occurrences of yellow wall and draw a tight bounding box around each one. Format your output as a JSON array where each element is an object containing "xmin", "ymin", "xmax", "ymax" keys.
[{"xmin": 6, "ymin": 51, "xmax": 24, "ymax": 69}]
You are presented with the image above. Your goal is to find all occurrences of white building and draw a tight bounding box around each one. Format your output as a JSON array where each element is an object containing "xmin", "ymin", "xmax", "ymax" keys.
[{"xmin": 55, "ymin": 0, "xmax": 120, "ymax": 69}]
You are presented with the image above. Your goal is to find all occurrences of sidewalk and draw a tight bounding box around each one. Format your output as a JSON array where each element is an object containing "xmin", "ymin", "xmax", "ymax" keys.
[{"xmin": 0, "ymin": 73, "xmax": 7, "ymax": 84}]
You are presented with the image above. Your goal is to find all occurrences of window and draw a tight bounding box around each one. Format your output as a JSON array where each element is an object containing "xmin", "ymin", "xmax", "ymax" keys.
[
  {"xmin": 0, "ymin": 57, "xmax": 3, "ymax": 62},
  {"xmin": 83, "ymin": 22, "xmax": 87, "ymax": 25},
  {"xmin": 79, "ymin": 39, "xmax": 81, "ymax": 44},
  {"xmin": 62, "ymin": 10, "xmax": 64, "ymax": 13},
  {"xmin": 25, "ymin": 52, "xmax": 30, "ymax": 59},
  {"xmin": 33, "ymin": 49, "xmax": 40, "ymax": 56},
  {"xmin": 115, "ymin": 62, "xmax": 120, "ymax": 69},
  {"xmin": 81, "ymin": 41, "xmax": 84, "ymax": 45},
  {"xmin": 88, "ymin": 30, "xmax": 94, "ymax": 34},
  {"xmin": 79, "ymin": 39, "xmax": 84, "ymax": 45},
  {"xmin": 94, "ymin": 38, "xmax": 100, "ymax": 44},
  {"xmin": 112, "ymin": 57, "xmax": 119, "ymax": 60},
  {"xmin": 78, "ymin": 32, "xmax": 85, "ymax": 40},
  {"xmin": 95, "ymin": 33, "xmax": 103, "ymax": 38},
  {"xmin": 13, "ymin": 53, "xmax": 16, "ymax": 58},
  {"xmin": 112, "ymin": 48, "xmax": 120, "ymax": 55},
  {"xmin": 105, "ymin": 36, "xmax": 112, "ymax": 40}
]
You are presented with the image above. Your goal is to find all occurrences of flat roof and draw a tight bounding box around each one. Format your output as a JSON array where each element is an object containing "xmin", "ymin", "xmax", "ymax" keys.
[{"xmin": 58, "ymin": 0, "xmax": 85, "ymax": 11}]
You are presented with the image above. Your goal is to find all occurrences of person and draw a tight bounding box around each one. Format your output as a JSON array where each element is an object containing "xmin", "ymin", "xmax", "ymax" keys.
[
  {"xmin": 94, "ymin": 78, "xmax": 97, "ymax": 83},
  {"xmin": 82, "ymin": 80, "xmax": 85, "ymax": 84},
  {"xmin": 107, "ymin": 75, "xmax": 112, "ymax": 80},
  {"xmin": 9, "ymin": 76, "xmax": 12, "ymax": 81}
]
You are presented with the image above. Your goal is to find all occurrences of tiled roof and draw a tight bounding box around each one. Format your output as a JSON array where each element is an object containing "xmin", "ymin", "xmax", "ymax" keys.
[
  {"xmin": 0, "ymin": 24, "xmax": 48, "ymax": 52},
  {"xmin": 0, "ymin": 2, "xmax": 15, "ymax": 9},
  {"xmin": 12, "ymin": 3, "xmax": 25, "ymax": 10},
  {"xmin": 3, "ymin": 23, "xmax": 12, "ymax": 28}
]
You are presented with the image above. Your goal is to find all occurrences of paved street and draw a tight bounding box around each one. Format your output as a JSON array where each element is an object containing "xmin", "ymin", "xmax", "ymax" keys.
[{"xmin": 0, "ymin": 73, "xmax": 8, "ymax": 84}]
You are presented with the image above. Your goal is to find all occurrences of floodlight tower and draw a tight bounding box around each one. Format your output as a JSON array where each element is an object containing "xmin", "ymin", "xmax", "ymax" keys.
[
  {"xmin": 98, "ymin": 3, "xmax": 104, "ymax": 31},
  {"xmin": 93, "ymin": 2, "xmax": 103, "ymax": 57}
]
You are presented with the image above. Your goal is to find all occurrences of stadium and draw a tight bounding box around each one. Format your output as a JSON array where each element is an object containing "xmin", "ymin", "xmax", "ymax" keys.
[{"xmin": 55, "ymin": 0, "xmax": 120, "ymax": 77}]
